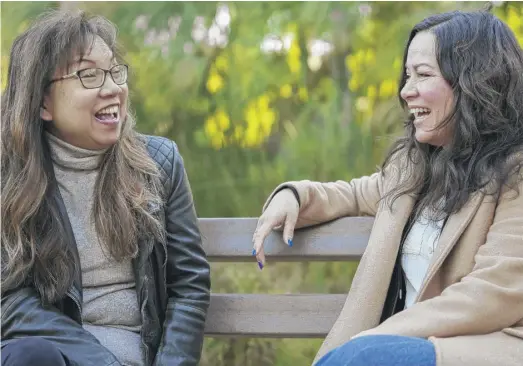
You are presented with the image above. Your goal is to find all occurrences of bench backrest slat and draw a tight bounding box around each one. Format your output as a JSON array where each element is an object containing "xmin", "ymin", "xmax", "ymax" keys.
[{"xmin": 200, "ymin": 217, "xmax": 373, "ymax": 262}]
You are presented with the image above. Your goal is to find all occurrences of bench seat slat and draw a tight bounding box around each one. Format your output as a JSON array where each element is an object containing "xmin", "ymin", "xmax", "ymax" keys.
[
  {"xmin": 204, "ymin": 293, "xmax": 346, "ymax": 338},
  {"xmin": 199, "ymin": 217, "xmax": 373, "ymax": 262}
]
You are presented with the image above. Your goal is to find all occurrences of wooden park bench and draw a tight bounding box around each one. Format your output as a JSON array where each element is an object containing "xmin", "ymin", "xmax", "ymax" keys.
[{"xmin": 200, "ymin": 217, "xmax": 374, "ymax": 338}]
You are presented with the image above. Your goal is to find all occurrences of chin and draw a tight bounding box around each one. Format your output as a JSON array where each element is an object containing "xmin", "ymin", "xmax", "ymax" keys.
[
  {"xmin": 415, "ymin": 130, "xmax": 430, "ymax": 144},
  {"xmin": 95, "ymin": 132, "xmax": 121, "ymax": 148},
  {"xmin": 415, "ymin": 129, "xmax": 444, "ymax": 147},
  {"xmin": 415, "ymin": 136, "xmax": 445, "ymax": 147}
]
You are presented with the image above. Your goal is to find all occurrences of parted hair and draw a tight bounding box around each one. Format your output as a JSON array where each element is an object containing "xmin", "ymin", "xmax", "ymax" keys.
[
  {"xmin": 382, "ymin": 10, "xmax": 523, "ymax": 218},
  {"xmin": 1, "ymin": 10, "xmax": 165, "ymax": 305}
]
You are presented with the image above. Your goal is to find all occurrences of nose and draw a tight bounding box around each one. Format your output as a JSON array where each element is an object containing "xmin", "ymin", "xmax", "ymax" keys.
[
  {"xmin": 99, "ymin": 73, "xmax": 122, "ymax": 98},
  {"xmin": 400, "ymin": 78, "xmax": 418, "ymax": 101}
]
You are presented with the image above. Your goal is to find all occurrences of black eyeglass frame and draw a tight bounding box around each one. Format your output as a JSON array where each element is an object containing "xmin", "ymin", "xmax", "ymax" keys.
[{"xmin": 47, "ymin": 64, "xmax": 129, "ymax": 89}]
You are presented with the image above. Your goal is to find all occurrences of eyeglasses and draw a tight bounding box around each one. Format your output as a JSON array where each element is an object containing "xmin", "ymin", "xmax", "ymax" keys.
[{"xmin": 48, "ymin": 64, "xmax": 129, "ymax": 89}]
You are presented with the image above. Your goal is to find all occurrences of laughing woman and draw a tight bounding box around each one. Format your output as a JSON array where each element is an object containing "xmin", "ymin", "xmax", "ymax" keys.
[
  {"xmin": 1, "ymin": 10, "xmax": 210, "ymax": 366},
  {"xmin": 252, "ymin": 10, "xmax": 523, "ymax": 366}
]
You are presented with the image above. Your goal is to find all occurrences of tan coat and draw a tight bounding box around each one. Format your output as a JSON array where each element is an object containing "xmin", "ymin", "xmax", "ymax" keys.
[{"xmin": 268, "ymin": 162, "xmax": 523, "ymax": 366}]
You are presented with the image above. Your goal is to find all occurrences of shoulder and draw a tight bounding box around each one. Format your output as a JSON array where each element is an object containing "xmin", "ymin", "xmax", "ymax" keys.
[
  {"xmin": 381, "ymin": 146, "xmax": 413, "ymax": 186},
  {"xmin": 143, "ymin": 135, "xmax": 179, "ymax": 164},
  {"xmin": 499, "ymin": 152, "xmax": 523, "ymax": 199},
  {"xmin": 140, "ymin": 134, "xmax": 184, "ymax": 187}
]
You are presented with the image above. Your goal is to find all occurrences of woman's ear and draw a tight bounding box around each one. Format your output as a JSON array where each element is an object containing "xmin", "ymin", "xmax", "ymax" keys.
[{"xmin": 40, "ymin": 95, "xmax": 53, "ymax": 121}]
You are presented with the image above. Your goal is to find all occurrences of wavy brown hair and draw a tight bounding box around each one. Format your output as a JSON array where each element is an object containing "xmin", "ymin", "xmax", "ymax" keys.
[
  {"xmin": 382, "ymin": 10, "xmax": 523, "ymax": 219},
  {"xmin": 1, "ymin": 10, "xmax": 165, "ymax": 305}
]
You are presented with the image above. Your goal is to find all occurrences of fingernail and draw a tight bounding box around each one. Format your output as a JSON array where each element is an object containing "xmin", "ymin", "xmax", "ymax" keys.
[
  {"xmin": 252, "ymin": 249, "xmax": 256, "ymax": 255},
  {"xmin": 258, "ymin": 261, "xmax": 264, "ymax": 270},
  {"xmin": 288, "ymin": 239, "xmax": 293, "ymax": 247}
]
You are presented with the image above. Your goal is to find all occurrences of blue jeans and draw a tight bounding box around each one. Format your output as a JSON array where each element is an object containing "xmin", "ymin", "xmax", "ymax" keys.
[{"xmin": 316, "ymin": 335, "xmax": 436, "ymax": 366}]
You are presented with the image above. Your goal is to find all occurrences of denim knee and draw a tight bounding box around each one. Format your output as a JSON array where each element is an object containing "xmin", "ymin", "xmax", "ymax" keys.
[
  {"xmin": 1, "ymin": 337, "xmax": 67, "ymax": 366},
  {"xmin": 316, "ymin": 335, "xmax": 436, "ymax": 366}
]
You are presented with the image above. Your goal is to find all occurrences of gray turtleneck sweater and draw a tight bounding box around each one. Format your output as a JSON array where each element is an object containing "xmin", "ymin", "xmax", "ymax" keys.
[{"xmin": 47, "ymin": 133, "xmax": 144, "ymax": 366}]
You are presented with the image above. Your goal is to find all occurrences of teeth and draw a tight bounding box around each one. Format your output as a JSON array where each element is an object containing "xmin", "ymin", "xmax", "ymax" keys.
[
  {"xmin": 97, "ymin": 105, "xmax": 119, "ymax": 115},
  {"xmin": 409, "ymin": 108, "xmax": 431, "ymax": 117}
]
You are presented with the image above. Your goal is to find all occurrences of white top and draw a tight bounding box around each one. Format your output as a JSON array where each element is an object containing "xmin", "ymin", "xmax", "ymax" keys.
[{"xmin": 401, "ymin": 208, "xmax": 446, "ymax": 308}]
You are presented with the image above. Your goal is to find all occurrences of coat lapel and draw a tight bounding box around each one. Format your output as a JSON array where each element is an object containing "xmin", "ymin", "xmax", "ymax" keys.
[
  {"xmin": 417, "ymin": 190, "xmax": 484, "ymax": 301},
  {"xmin": 344, "ymin": 192, "xmax": 416, "ymax": 324},
  {"xmin": 313, "ymin": 191, "xmax": 416, "ymax": 363}
]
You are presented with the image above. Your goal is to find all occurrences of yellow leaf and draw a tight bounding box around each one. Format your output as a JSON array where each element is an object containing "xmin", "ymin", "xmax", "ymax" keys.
[
  {"xmin": 507, "ymin": 6, "xmax": 522, "ymax": 31},
  {"xmin": 365, "ymin": 49, "xmax": 376, "ymax": 65},
  {"xmin": 379, "ymin": 79, "xmax": 397, "ymax": 98},
  {"xmin": 287, "ymin": 53, "xmax": 301, "ymax": 74},
  {"xmin": 355, "ymin": 49, "xmax": 366, "ymax": 64},
  {"xmin": 345, "ymin": 54, "xmax": 359, "ymax": 73},
  {"xmin": 298, "ymin": 87, "xmax": 309, "ymax": 101},
  {"xmin": 215, "ymin": 55, "xmax": 229, "ymax": 72},
  {"xmin": 260, "ymin": 109, "xmax": 276, "ymax": 134},
  {"xmin": 280, "ymin": 84, "xmax": 293, "ymax": 98},
  {"xmin": 245, "ymin": 104, "xmax": 258, "ymax": 125},
  {"xmin": 358, "ymin": 18, "xmax": 375, "ymax": 42},
  {"xmin": 215, "ymin": 109, "xmax": 230, "ymax": 130},
  {"xmin": 204, "ymin": 117, "xmax": 218, "ymax": 136},
  {"xmin": 257, "ymin": 94, "xmax": 270, "ymax": 109},
  {"xmin": 348, "ymin": 77, "xmax": 359, "ymax": 92},
  {"xmin": 367, "ymin": 85, "xmax": 377, "ymax": 99},
  {"xmin": 206, "ymin": 72, "xmax": 224, "ymax": 94},
  {"xmin": 211, "ymin": 132, "xmax": 224, "ymax": 149},
  {"xmin": 244, "ymin": 125, "xmax": 260, "ymax": 147}
]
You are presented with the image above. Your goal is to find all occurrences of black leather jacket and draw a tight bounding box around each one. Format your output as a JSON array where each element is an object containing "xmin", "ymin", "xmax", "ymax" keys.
[{"xmin": 1, "ymin": 136, "xmax": 211, "ymax": 366}]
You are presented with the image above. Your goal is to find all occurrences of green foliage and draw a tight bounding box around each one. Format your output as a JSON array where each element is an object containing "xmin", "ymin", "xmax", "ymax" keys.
[{"xmin": 2, "ymin": 1, "xmax": 522, "ymax": 364}]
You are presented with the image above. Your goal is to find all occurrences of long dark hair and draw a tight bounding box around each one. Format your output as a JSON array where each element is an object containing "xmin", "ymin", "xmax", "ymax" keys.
[
  {"xmin": 382, "ymin": 10, "xmax": 523, "ymax": 218},
  {"xmin": 1, "ymin": 10, "xmax": 165, "ymax": 305}
]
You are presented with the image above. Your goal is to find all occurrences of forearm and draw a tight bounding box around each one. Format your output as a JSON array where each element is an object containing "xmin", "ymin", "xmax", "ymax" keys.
[
  {"xmin": 153, "ymin": 298, "xmax": 208, "ymax": 366},
  {"xmin": 264, "ymin": 172, "xmax": 384, "ymax": 228}
]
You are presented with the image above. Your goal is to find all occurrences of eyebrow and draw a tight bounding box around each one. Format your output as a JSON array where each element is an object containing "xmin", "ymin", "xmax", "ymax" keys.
[
  {"xmin": 74, "ymin": 56, "xmax": 118, "ymax": 68},
  {"xmin": 405, "ymin": 63, "xmax": 435, "ymax": 70},
  {"xmin": 77, "ymin": 58, "xmax": 96, "ymax": 65}
]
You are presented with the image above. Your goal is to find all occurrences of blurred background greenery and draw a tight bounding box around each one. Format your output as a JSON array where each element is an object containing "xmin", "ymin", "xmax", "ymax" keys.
[{"xmin": 2, "ymin": 1, "xmax": 522, "ymax": 364}]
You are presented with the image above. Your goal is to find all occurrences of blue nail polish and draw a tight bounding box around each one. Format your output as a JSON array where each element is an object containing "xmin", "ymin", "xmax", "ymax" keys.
[
  {"xmin": 252, "ymin": 249, "xmax": 256, "ymax": 255},
  {"xmin": 288, "ymin": 239, "xmax": 293, "ymax": 247},
  {"xmin": 258, "ymin": 261, "xmax": 263, "ymax": 270}
]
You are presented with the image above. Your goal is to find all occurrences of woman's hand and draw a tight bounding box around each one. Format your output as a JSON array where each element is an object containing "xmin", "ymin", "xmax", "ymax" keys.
[{"xmin": 252, "ymin": 189, "xmax": 299, "ymax": 268}]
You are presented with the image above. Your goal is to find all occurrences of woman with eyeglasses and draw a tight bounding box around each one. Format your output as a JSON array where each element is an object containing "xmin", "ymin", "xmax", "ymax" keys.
[
  {"xmin": 253, "ymin": 9, "xmax": 523, "ymax": 366},
  {"xmin": 1, "ymin": 10, "xmax": 210, "ymax": 366}
]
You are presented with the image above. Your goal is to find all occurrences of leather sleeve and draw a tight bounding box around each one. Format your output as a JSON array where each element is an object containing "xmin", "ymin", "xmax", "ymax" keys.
[
  {"xmin": 151, "ymin": 139, "xmax": 211, "ymax": 366},
  {"xmin": 1, "ymin": 288, "xmax": 121, "ymax": 366}
]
